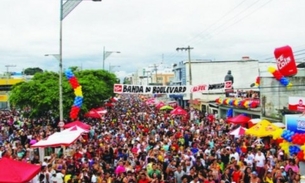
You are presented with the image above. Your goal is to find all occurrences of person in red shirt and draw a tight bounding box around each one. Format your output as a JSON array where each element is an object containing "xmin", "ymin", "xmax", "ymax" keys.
[
  {"xmin": 138, "ymin": 172, "xmax": 151, "ymax": 183},
  {"xmin": 232, "ymin": 165, "xmax": 243, "ymax": 183}
]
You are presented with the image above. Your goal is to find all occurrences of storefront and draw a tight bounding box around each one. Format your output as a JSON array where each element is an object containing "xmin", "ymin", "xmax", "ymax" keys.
[{"xmin": 215, "ymin": 97, "xmax": 261, "ymax": 119}]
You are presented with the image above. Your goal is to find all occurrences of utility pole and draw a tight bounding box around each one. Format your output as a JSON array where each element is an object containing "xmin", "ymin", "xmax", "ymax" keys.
[
  {"xmin": 176, "ymin": 46, "xmax": 194, "ymax": 101},
  {"xmin": 154, "ymin": 64, "xmax": 158, "ymax": 84}
]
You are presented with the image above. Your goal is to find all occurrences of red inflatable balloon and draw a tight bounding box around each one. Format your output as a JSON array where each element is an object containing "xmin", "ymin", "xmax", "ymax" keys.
[
  {"xmin": 297, "ymin": 151, "xmax": 304, "ymax": 161},
  {"xmin": 69, "ymin": 77, "xmax": 80, "ymax": 89}
]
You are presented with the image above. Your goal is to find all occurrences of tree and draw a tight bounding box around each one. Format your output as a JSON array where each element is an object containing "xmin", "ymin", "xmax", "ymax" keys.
[
  {"xmin": 123, "ymin": 77, "xmax": 131, "ymax": 84},
  {"xmin": 9, "ymin": 69, "xmax": 117, "ymax": 118},
  {"xmin": 23, "ymin": 67, "xmax": 43, "ymax": 75}
]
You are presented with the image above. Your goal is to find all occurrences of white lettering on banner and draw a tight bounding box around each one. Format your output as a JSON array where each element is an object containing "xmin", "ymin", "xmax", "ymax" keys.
[
  {"xmin": 277, "ymin": 55, "xmax": 291, "ymax": 70},
  {"xmin": 297, "ymin": 119, "xmax": 305, "ymax": 131}
]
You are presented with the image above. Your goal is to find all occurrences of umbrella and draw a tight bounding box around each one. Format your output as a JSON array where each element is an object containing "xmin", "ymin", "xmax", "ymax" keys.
[
  {"xmin": 155, "ymin": 102, "xmax": 165, "ymax": 109},
  {"xmin": 160, "ymin": 105, "xmax": 174, "ymax": 110},
  {"xmin": 246, "ymin": 119, "xmax": 280, "ymax": 137},
  {"xmin": 229, "ymin": 126, "xmax": 247, "ymax": 137},
  {"xmin": 85, "ymin": 109, "xmax": 102, "ymax": 118},
  {"xmin": 95, "ymin": 107, "xmax": 107, "ymax": 114},
  {"xmin": 227, "ymin": 114, "xmax": 251, "ymax": 124},
  {"xmin": 29, "ymin": 140, "xmax": 37, "ymax": 145},
  {"xmin": 171, "ymin": 108, "xmax": 188, "ymax": 116}
]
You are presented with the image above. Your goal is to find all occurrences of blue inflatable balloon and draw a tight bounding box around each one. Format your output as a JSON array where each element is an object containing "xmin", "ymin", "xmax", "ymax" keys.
[
  {"xmin": 289, "ymin": 145, "xmax": 300, "ymax": 155},
  {"xmin": 65, "ymin": 69, "xmax": 74, "ymax": 79},
  {"xmin": 279, "ymin": 77, "xmax": 289, "ymax": 86},
  {"xmin": 228, "ymin": 100, "xmax": 232, "ymax": 105},
  {"xmin": 282, "ymin": 130, "xmax": 294, "ymax": 142}
]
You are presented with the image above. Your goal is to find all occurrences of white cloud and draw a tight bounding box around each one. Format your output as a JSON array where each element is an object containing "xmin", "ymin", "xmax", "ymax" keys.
[{"xmin": 0, "ymin": 0, "xmax": 305, "ymax": 78}]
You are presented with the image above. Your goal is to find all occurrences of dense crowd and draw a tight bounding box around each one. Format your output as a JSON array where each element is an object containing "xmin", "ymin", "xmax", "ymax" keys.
[{"xmin": 0, "ymin": 94, "xmax": 302, "ymax": 183}]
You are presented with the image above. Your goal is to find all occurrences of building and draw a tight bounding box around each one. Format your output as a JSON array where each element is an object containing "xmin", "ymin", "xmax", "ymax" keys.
[
  {"xmin": 151, "ymin": 68, "xmax": 174, "ymax": 85},
  {"xmin": 0, "ymin": 76, "xmax": 26, "ymax": 109},
  {"xmin": 215, "ymin": 62, "xmax": 305, "ymax": 123},
  {"xmin": 259, "ymin": 65, "xmax": 305, "ymax": 122},
  {"xmin": 133, "ymin": 64, "xmax": 174, "ymax": 86},
  {"xmin": 171, "ymin": 58, "xmax": 261, "ymax": 110}
]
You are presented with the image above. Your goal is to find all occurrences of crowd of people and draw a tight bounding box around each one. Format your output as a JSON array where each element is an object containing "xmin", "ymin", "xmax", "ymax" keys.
[{"xmin": 0, "ymin": 94, "xmax": 302, "ymax": 183}]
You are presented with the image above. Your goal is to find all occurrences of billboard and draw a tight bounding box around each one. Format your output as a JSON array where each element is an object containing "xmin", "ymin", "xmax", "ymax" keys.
[
  {"xmin": 288, "ymin": 97, "xmax": 305, "ymax": 112},
  {"xmin": 286, "ymin": 114, "xmax": 305, "ymax": 133}
]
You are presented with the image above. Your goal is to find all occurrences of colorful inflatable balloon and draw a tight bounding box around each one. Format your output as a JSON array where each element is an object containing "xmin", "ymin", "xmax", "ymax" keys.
[
  {"xmin": 268, "ymin": 66, "xmax": 292, "ymax": 88},
  {"xmin": 65, "ymin": 69, "xmax": 83, "ymax": 119}
]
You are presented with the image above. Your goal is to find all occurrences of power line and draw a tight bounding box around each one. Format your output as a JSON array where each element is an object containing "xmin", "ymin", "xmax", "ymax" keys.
[
  {"xmin": 162, "ymin": 0, "xmax": 253, "ymax": 64},
  {"xmin": 193, "ymin": 0, "xmax": 262, "ymax": 45},
  {"xmin": 165, "ymin": 0, "xmax": 273, "ymax": 65},
  {"xmin": 198, "ymin": 0, "xmax": 273, "ymax": 44},
  {"xmin": 185, "ymin": 0, "xmax": 249, "ymax": 45}
]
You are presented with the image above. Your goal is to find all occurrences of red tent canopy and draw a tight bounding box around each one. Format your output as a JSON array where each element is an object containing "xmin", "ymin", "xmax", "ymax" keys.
[
  {"xmin": 84, "ymin": 109, "xmax": 101, "ymax": 119},
  {"xmin": 171, "ymin": 107, "xmax": 188, "ymax": 116},
  {"xmin": 63, "ymin": 120, "xmax": 91, "ymax": 130},
  {"xmin": 0, "ymin": 157, "xmax": 40, "ymax": 183},
  {"xmin": 227, "ymin": 114, "xmax": 251, "ymax": 124},
  {"xmin": 170, "ymin": 106, "xmax": 182, "ymax": 114},
  {"xmin": 155, "ymin": 102, "xmax": 165, "ymax": 109}
]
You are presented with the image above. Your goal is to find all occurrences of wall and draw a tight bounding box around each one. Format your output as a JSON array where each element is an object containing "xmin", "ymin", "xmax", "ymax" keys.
[
  {"xmin": 0, "ymin": 78, "xmax": 24, "ymax": 85},
  {"xmin": 260, "ymin": 71, "xmax": 305, "ymax": 120},
  {"xmin": 183, "ymin": 60, "xmax": 259, "ymax": 100}
]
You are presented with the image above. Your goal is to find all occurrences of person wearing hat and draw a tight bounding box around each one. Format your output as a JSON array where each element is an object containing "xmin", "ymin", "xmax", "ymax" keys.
[{"xmin": 250, "ymin": 171, "xmax": 261, "ymax": 183}]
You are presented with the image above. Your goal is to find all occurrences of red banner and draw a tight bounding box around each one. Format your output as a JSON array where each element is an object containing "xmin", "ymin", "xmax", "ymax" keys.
[{"xmin": 288, "ymin": 97, "xmax": 305, "ymax": 112}]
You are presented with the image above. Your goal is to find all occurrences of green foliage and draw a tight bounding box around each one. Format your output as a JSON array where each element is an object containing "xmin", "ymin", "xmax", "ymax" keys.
[
  {"xmin": 9, "ymin": 69, "xmax": 116, "ymax": 118},
  {"xmin": 123, "ymin": 77, "xmax": 131, "ymax": 84},
  {"xmin": 23, "ymin": 67, "xmax": 43, "ymax": 75}
]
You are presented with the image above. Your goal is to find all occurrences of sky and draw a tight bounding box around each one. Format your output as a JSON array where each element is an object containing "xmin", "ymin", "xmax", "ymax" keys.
[{"xmin": 1, "ymin": 0, "xmax": 305, "ymax": 79}]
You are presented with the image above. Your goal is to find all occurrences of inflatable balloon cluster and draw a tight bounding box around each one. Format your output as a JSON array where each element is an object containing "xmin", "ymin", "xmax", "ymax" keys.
[
  {"xmin": 289, "ymin": 145, "xmax": 300, "ymax": 155},
  {"xmin": 268, "ymin": 66, "xmax": 292, "ymax": 88},
  {"xmin": 65, "ymin": 69, "xmax": 83, "ymax": 119},
  {"xmin": 272, "ymin": 129, "xmax": 305, "ymax": 160},
  {"xmin": 215, "ymin": 98, "xmax": 259, "ymax": 109},
  {"xmin": 255, "ymin": 76, "xmax": 260, "ymax": 87},
  {"xmin": 291, "ymin": 133, "xmax": 305, "ymax": 145},
  {"xmin": 279, "ymin": 141, "xmax": 290, "ymax": 155},
  {"xmin": 281, "ymin": 129, "xmax": 295, "ymax": 142}
]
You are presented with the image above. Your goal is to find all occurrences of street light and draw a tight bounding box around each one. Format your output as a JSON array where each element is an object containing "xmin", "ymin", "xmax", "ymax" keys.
[
  {"xmin": 5, "ymin": 65, "xmax": 16, "ymax": 110},
  {"xmin": 56, "ymin": 0, "xmax": 101, "ymax": 128},
  {"xmin": 103, "ymin": 46, "xmax": 120, "ymax": 70},
  {"xmin": 45, "ymin": 54, "xmax": 63, "ymax": 128}
]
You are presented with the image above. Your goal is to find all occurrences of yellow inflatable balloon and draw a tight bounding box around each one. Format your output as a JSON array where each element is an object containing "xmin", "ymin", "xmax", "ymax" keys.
[
  {"xmin": 74, "ymin": 86, "xmax": 83, "ymax": 97},
  {"xmin": 301, "ymin": 145, "xmax": 305, "ymax": 151},
  {"xmin": 287, "ymin": 82, "xmax": 293, "ymax": 89},
  {"xmin": 233, "ymin": 100, "xmax": 239, "ymax": 106},
  {"xmin": 268, "ymin": 66, "xmax": 276, "ymax": 74},
  {"xmin": 272, "ymin": 129, "xmax": 283, "ymax": 140},
  {"xmin": 243, "ymin": 101, "xmax": 249, "ymax": 108}
]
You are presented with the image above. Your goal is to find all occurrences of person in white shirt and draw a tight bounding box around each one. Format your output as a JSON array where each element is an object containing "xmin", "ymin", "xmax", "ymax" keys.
[
  {"xmin": 244, "ymin": 151, "xmax": 255, "ymax": 167},
  {"xmin": 53, "ymin": 171, "xmax": 64, "ymax": 183},
  {"xmin": 254, "ymin": 150, "xmax": 266, "ymax": 178},
  {"xmin": 174, "ymin": 166, "xmax": 185, "ymax": 183},
  {"xmin": 229, "ymin": 148, "xmax": 240, "ymax": 162},
  {"xmin": 91, "ymin": 172, "xmax": 97, "ymax": 183}
]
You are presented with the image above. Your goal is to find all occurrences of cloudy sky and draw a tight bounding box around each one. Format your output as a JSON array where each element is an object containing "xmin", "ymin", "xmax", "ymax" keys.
[{"xmin": 1, "ymin": 0, "xmax": 305, "ymax": 78}]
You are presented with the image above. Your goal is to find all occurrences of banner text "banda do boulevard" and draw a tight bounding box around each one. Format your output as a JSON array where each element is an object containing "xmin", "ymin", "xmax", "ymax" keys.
[{"xmin": 123, "ymin": 85, "xmax": 187, "ymax": 94}]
